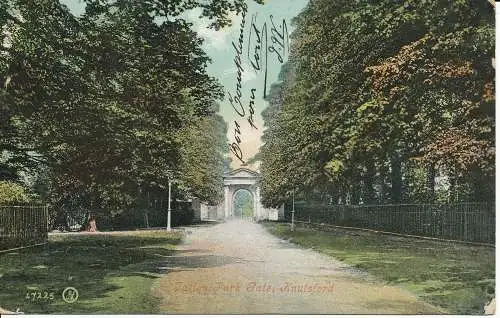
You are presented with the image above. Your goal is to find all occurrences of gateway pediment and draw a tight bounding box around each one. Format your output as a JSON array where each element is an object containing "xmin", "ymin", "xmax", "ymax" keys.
[{"xmin": 225, "ymin": 168, "xmax": 259, "ymax": 179}]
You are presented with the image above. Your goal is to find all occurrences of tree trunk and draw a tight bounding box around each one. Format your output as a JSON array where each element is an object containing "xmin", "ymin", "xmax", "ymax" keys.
[
  {"xmin": 449, "ymin": 176, "xmax": 456, "ymax": 203},
  {"xmin": 390, "ymin": 152, "xmax": 402, "ymax": 203},
  {"xmin": 471, "ymin": 168, "xmax": 493, "ymax": 202},
  {"xmin": 144, "ymin": 211, "xmax": 150, "ymax": 228},
  {"xmin": 379, "ymin": 163, "xmax": 390, "ymax": 203},
  {"xmin": 426, "ymin": 165, "xmax": 436, "ymax": 203},
  {"xmin": 350, "ymin": 179, "xmax": 362, "ymax": 205},
  {"xmin": 363, "ymin": 161, "xmax": 377, "ymax": 204}
]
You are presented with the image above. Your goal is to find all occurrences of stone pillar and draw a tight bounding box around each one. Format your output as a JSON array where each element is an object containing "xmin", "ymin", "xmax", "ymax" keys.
[
  {"xmin": 192, "ymin": 198, "xmax": 201, "ymax": 222},
  {"xmin": 278, "ymin": 204, "xmax": 285, "ymax": 220},
  {"xmin": 256, "ymin": 187, "xmax": 261, "ymax": 220},
  {"xmin": 216, "ymin": 203, "xmax": 223, "ymax": 220},
  {"xmin": 224, "ymin": 186, "xmax": 230, "ymax": 220},
  {"xmin": 200, "ymin": 203, "xmax": 207, "ymax": 220}
]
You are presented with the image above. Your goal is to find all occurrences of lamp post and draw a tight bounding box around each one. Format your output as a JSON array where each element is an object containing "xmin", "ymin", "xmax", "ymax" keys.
[
  {"xmin": 291, "ymin": 189, "xmax": 295, "ymax": 232},
  {"xmin": 166, "ymin": 170, "xmax": 173, "ymax": 232},
  {"xmin": 167, "ymin": 179, "xmax": 172, "ymax": 231}
]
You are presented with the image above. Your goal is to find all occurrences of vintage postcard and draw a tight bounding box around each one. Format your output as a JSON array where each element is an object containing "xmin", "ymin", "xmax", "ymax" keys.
[{"xmin": 0, "ymin": 0, "xmax": 496, "ymax": 315}]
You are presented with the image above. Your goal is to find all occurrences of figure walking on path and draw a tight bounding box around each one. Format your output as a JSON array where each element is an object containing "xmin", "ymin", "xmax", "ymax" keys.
[{"xmin": 86, "ymin": 214, "xmax": 97, "ymax": 232}]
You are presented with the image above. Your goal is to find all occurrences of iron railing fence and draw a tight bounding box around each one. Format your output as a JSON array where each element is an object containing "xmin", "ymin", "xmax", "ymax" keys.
[
  {"xmin": 288, "ymin": 202, "xmax": 495, "ymax": 244},
  {"xmin": 60, "ymin": 203, "xmax": 196, "ymax": 231},
  {"xmin": 0, "ymin": 205, "xmax": 49, "ymax": 250}
]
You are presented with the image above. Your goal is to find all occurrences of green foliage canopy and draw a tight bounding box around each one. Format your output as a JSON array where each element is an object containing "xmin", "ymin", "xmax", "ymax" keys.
[
  {"xmin": 259, "ymin": 0, "xmax": 495, "ymax": 207},
  {"xmin": 0, "ymin": 0, "xmax": 251, "ymax": 220}
]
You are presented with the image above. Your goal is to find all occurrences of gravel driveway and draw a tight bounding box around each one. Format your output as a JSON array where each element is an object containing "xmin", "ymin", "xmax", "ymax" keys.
[{"xmin": 154, "ymin": 220, "xmax": 444, "ymax": 314}]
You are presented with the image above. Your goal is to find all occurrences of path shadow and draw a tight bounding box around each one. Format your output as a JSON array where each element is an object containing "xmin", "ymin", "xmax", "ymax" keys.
[
  {"xmin": 173, "ymin": 249, "xmax": 211, "ymax": 254},
  {"xmin": 0, "ymin": 233, "xmax": 182, "ymax": 314},
  {"xmin": 151, "ymin": 255, "xmax": 241, "ymax": 274}
]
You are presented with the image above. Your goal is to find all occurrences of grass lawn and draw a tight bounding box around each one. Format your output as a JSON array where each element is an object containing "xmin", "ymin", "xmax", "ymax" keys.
[
  {"xmin": 0, "ymin": 230, "xmax": 183, "ymax": 314},
  {"xmin": 264, "ymin": 222, "xmax": 495, "ymax": 315}
]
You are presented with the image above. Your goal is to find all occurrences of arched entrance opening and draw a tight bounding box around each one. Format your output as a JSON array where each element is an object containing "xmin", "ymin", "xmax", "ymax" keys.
[
  {"xmin": 232, "ymin": 188, "xmax": 254, "ymax": 220},
  {"xmin": 196, "ymin": 168, "xmax": 283, "ymax": 221}
]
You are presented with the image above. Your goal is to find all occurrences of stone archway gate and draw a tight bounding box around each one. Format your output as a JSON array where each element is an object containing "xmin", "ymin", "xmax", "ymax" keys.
[{"xmin": 198, "ymin": 168, "xmax": 284, "ymax": 221}]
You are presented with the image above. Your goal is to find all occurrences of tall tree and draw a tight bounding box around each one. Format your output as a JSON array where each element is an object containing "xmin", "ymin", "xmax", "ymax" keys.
[
  {"xmin": 259, "ymin": 0, "xmax": 495, "ymax": 207},
  {"xmin": 0, "ymin": 0, "xmax": 259, "ymax": 226}
]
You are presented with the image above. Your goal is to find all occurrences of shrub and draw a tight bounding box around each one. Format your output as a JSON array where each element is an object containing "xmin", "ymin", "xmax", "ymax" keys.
[{"xmin": 0, "ymin": 181, "xmax": 29, "ymax": 205}]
